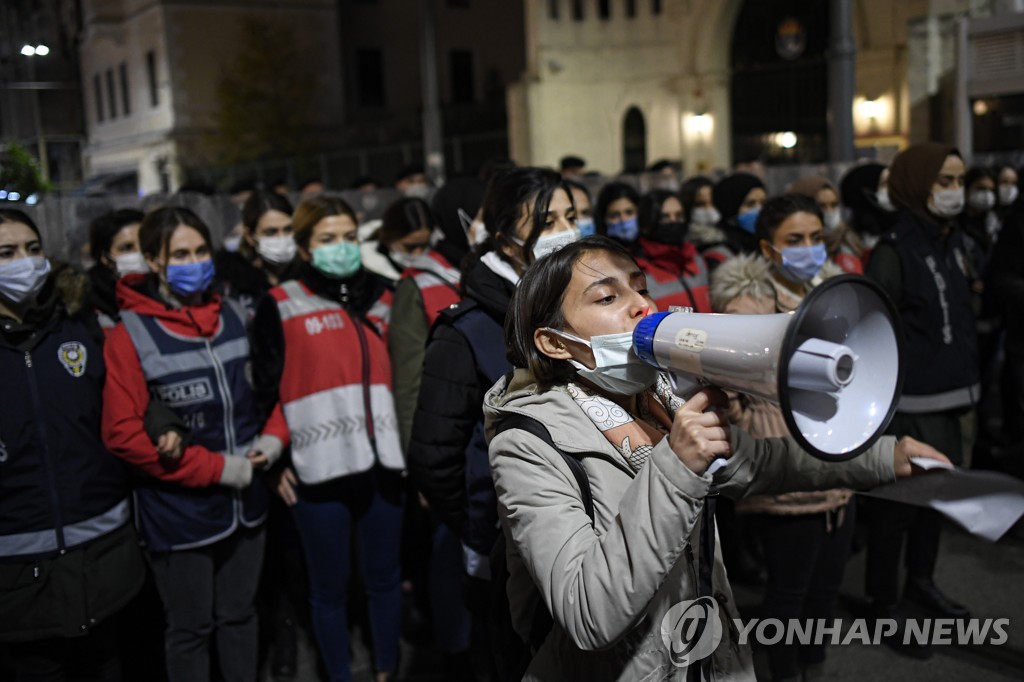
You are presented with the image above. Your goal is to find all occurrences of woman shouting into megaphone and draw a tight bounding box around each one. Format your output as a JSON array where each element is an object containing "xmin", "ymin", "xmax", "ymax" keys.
[{"xmin": 484, "ymin": 235, "xmax": 948, "ymax": 682}]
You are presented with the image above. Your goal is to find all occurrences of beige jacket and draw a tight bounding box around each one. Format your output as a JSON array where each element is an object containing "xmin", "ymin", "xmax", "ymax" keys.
[{"xmin": 485, "ymin": 369, "xmax": 896, "ymax": 682}]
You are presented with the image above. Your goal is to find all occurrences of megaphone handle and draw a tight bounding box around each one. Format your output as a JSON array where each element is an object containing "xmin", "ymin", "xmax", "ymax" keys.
[{"xmin": 706, "ymin": 458, "xmax": 729, "ymax": 476}]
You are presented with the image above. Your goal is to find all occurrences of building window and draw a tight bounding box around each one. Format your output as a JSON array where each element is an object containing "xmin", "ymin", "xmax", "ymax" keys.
[
  {"xmin": 548, "ymin": 0, "xmax": 559, "ymax": 19},
  {"xmin": 119, "ymin": 62, "xmax": 131, "ymax": 116},
  {"xmin": 599, "ymin": 0, "xmax": 610, "ymax": 19},
  {"xmin": 355, "ymin": 49, "xmax": 386, "ymax": 108},
  {"xmin": 652, "ymin": 0, "xmax": 662, "ymax": 15},
  {"xmin": 93, "ymin": 73, "xmax": 104, "ymax": 123},
  {"xmin": 106, "ymin": 68, "xmax": 117, "ymax": 119},
  {"xmin": 449, "ymin": 50, "xmax": 475, "ymax": 104},
  {"xmin": 146, "ymin": 50, "xmax": 159, "ymax": 107},
  {"xmin": 626, "ymin": 0, "xmax": 636, "ymax": 17},
  {"xmin": 573, "ymin": 0, "xmax": 584, "ymax": 21}
]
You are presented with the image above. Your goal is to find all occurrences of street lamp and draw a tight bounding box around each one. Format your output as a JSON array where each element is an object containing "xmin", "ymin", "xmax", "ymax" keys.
[{"xmin": 19, "ymin": 44, "xmax": 50, "ymax": 183}]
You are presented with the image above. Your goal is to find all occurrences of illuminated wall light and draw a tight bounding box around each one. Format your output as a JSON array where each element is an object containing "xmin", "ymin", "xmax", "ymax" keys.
[
  {"xmin": 775, "ymin": 131, "xmax": 798, "ymax": 149},
  {"xmin": 973, "ymin": 100, "xmax": 989, "ymax": 116},
  {"xmin": 682, "ymin": 111, "xmax": 714, "ymax": 142},
  {"xmin": 858, "ymin": 99, "xmax": 881, "ymax": 120},
  {"xmin": 20, "ymin": 45, "xmax": 36, "ymax": 56},
  {"xmin": 34, "ymin": 45, "xmax": 50, "ymax": 56}
]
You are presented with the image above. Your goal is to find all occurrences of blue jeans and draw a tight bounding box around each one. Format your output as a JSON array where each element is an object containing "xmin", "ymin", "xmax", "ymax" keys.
[{"xmin": 291, "ymin": 468, "xmax": 404, "ymax": 681}]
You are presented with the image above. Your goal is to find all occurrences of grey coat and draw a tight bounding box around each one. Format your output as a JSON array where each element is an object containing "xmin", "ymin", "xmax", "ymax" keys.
[{"xmin": 485, "ymin": 369, "xmax": 896, "ymax": 681}]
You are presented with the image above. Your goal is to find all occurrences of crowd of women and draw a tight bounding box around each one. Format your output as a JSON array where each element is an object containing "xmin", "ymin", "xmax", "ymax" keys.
[{"xmin": 0, "ymin": 142, "xmax": 1021, "ymax": 682}]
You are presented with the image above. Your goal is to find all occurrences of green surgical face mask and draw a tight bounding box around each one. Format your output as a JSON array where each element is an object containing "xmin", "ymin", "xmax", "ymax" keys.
[{"xmin": 311, "ymin": 241, "xmax": 361, "ymax": 278}]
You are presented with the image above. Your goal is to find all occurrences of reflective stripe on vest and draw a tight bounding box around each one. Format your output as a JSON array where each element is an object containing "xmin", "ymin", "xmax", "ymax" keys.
[
  {"xmin": 0, "ymin": 499, "xmax": 130, "ymax": 558},
  {"xmin": 643, "ymin": 257, "xmax": 711, "ymax": 312},
  {"xmin": 410, "ymin": 269, "xmax": 461, "ymax": 326},
  {"xmin": 273, "ymin": 281, "xmax": 403, "ymax": 483},
  {"xmin": 898, "ymin": 383, "xmax": 980, "ymax": 414},
  {"xmin": 120, "ymin": 313, "xmax": 249, "ymax": 381}
]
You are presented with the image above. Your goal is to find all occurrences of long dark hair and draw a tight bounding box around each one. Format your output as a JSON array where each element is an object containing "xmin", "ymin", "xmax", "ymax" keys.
[
  {"xmin": 482, "ymin": 166, "xmax": 573, "ymax": 267},
  {"xmin": 505, "ymin": 235, "xmax": 637, "ymax": 390},
  {"xmin": 139, "ymin": 207, "xmax": 213, "ymax": 261},
  {"xmin": 637, "ymin": 189, "xmax": 677, "ymax": 236},
  {"xmin": 89, "ymin": 208, "xmax": 145, "ymax": 261},
  {"xmin": 0, "ymin": 208, "xmax": 41, "ymax": 241},
  {"xmin": 241, "ymin": 190, "xmax": 293, "ymax": 233},
  {"xmin": 379, "ymin": 197, "xmax": 433, "ymax": 247}
]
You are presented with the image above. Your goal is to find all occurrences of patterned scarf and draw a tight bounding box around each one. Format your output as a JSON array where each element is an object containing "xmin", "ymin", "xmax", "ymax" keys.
[{"xmin": 567, "ymin": 374, "xmax": 685, "ymax": 473}]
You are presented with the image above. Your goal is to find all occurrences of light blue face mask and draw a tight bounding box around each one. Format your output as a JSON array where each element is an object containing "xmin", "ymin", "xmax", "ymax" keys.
[
  {"xmin": 772, "ymin": 243, "xmax": 828, "ymax": 283},
  {"xmin": 736, "ymin": 208, "xmax": 761, "ymax": 234},
  {"xmin": 577, "ymin": 217, "xmax": 596, "ymax": 237},
  {"xmin": 607, "ymin": 217, "xmax": 639, "ymax": 242}
]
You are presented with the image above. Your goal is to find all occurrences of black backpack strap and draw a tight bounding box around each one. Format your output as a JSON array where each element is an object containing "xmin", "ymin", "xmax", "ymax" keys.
[{"xmin": 494, "ymin": 413, "xmax": 594, "ymax": 521}]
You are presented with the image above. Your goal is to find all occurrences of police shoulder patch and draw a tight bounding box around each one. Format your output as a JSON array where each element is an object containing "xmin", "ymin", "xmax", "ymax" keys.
[{"xmin": 58, "ymin": 341, "xmax": 87, "ymax": 378}]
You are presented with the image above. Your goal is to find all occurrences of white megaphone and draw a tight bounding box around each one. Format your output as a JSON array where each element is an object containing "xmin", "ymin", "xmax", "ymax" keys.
[{"xmin": 632, "ymin": 275, "xmax": 903, "ymax": 461}]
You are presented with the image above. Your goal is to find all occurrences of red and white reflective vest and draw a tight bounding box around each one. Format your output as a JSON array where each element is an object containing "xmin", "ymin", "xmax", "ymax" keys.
[
  {"xmin": 270, "ymin": 279, "xmax": 403, "ymax": 484},
  {"xmin": 636, "ymin": 239, "xmax": 713, "ymax": 313},
  {"xmin": 401, "ymin": 251, "xmax": 461, "ymax": 325}
]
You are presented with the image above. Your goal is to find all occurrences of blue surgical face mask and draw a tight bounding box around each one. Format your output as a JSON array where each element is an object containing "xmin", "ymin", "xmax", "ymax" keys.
[
  {"xmin": 577, "ymin": 217, "xmax": 596, "ymax": 237},
  {"xmin": 312, "ymin": 241, "xmax": 362, "ymax": 278},
  {"xmin": 736, "ymin": 208, "xmax": 761, "ymax": 234},
  {"xmin": 607, "ymin": 216, "xmax": 639, "ymax": 242},
  {"xmin": 166, "ymin": 259, "xmax": 215, "ymax": 296},
  {"xmin": 771, "ymin": 243, "xmax": 827, "ymax": 283}
]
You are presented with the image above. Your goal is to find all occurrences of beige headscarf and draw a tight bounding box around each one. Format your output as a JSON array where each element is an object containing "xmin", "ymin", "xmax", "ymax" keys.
[{"xmin": 888, "ymin": 141, "xmax": 960, "ymax": 225}]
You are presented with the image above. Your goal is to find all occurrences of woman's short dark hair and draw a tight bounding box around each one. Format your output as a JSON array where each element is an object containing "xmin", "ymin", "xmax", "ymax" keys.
[
  {"xmin": 594, "ymin": 181, "xmax": 640, "ymax": 235},
  {"xmin": 755, "ymin": 194, "xmax": 823, "ymax": 244},
  {"xmin": 0, "ymin": 208, "xmax": 41, "ymax": 242},
  {"xmin": 964, "ymin": 166, "xmax": 996, "ymax": 192},
  {"xmin": 637, "ymin": 189, "xmax": 676, "ymax": 235},
  {"xmin": 506, "ymin": 235, "xmax": 638, "ymax": 390},
  {"xmin": 481, "ymin": 166, "xmax": 573, "ymax": 266},
  {"xmin": 379, "ymin": 197, "xmax": 433, "ymax": 247},
  {"xmin": 138, "ymin": 206, "xmax": 213, "ymax": 260},
  {"xmin": 89, "ymin": 208, "xmax": 145, "ymax": 260},
  {"xmin": 241, "ymin": 190, "xmax": 293, "ymax": 233}
]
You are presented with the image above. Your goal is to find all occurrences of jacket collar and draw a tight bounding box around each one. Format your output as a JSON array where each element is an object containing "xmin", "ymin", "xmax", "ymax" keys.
[
  {"xmin": 483, "ymin": 368, "xmax": 637, "ymax": 478},
  {"xmin": 116, "ymin": 275, "xmax": 222, "ymax": 337}
]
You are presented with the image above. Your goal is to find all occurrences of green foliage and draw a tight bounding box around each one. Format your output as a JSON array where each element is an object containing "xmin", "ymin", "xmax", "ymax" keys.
[
  {"xmin": 0, "ymin": 142, "xmax": 52, "ymax": 196},
  {"xmin": 209, "ymin": 18, "xmax": 315, "ymax": 166}
]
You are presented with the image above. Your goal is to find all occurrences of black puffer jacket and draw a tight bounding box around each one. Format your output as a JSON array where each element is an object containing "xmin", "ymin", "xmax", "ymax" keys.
[{"xmin": 407, "ymin": 255, "xmax": 515, "ymax": 538}]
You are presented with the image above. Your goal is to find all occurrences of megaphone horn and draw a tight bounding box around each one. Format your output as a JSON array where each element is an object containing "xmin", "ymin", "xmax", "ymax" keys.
[{"xmin": 633, "ymin": 275, "xmax": 904, "ymax": 461}]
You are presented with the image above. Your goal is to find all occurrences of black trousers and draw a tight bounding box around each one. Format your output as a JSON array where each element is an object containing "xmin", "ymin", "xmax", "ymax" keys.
[
  {"xmin": 8, "ymin": 618, "xmax": 120, "ymax": 682},
  {"xmin": 757, "ymin": 501, "xmax": 856, "ymax": 680}
]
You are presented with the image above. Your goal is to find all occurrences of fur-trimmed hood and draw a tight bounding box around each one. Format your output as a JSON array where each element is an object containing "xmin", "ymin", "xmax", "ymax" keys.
[{"xmin": 709, "ymin": 253, "xmax": 774, "ymax": 312}]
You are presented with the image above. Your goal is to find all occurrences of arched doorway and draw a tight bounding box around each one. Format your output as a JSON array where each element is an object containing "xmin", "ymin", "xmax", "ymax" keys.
[
  {"xmin": 622, "ymin": 107, "xmax": 646, "ymax": 173},
  {"xmin": 730, "ymin": 0, "xmax": 829, "ymax": 164}
]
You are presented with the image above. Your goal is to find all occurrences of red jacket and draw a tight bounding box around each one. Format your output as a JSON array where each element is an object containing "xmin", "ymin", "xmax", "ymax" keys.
[
  {"xmin": 635, "ymin": 238, "xmax": 712, "ymax": 313},
  {"xmin": 102, "ymin": 279, "xmax": 288, "ymax": 487},
  {"xmin": 401, "ymin": 251, "xmax": 461, "ymax": 325}
]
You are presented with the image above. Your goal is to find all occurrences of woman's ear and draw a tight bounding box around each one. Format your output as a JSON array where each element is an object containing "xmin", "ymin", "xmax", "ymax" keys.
[
  {"xmin": 145, "ymin": 254, "xmax": 161, "ymax": 276},
  {"xmin": 297, "ymin": 244, "xmax": 312, "ymax": 263},
  {"xmin": 534, "ymin": 328, "xmax": 573, "ymax": 361},
  {"xmin": 759, "ymin": 238, "xmax": 775, "ymax": 262}
]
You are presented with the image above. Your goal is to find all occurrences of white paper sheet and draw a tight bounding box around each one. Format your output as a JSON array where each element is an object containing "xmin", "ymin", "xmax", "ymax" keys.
[{"xmin": 859, "ymin": 462, "xmax": 1024, "ymax": 542}]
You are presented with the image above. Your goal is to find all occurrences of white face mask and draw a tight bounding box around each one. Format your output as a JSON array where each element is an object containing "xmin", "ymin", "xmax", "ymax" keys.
[
  {"xmin": 390, "ymin": 249, "xmax": 424, "ymax": 270},
  {"xmin": 223, "ymin": 235, "xmax": 242, "ymax": 253},
  {"xmin": 930, "ymin": 187, "xmax": 965, "ymax": 218},
  {"xmin": 458, "ymin": 208, "xmax": 489, "ymax": 247},
  {"xmin": 876, "ymin": 188, "xmax": 895, "ymax": 212},
  {"xmin": 0, "ymin": 256, "xmax": 51, "ymax": 305},
  {"xmin": 257, "ymin": 235, "xmax": 297, "ymax": 265},
  {"xmin": 690, "ymin": 206, "xmax": 721, "ymax": 226},
  {"xmin": 999, "ymin": 184, "xmax": 1019, "ymax": 206},
  {"xmin": 822, "ymin": 208, "xmax": 842, "ymax": 232},
  {"xmin": 546, "ymin": 328, "xmax": 660, "ymax": 396},
  {"xmin": 114, "ymin": 252, "xmax": 149, "ymax": 278},
  {"xmin": 532, "ymin": 228, "xmax": 581, "ymax": 261},
  {"xmin": 967, "ymin": 189, "xmax": 996, "ymax": 212},
  {"xmin": 404, "ymin": 183, "xmax": 431, "ymax": 199}
]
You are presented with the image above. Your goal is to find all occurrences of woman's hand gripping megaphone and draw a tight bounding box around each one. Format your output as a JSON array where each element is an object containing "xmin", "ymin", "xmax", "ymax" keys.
[{"xmin": 669, "ymin": 387, "xmax": 733, "ymax": 476}]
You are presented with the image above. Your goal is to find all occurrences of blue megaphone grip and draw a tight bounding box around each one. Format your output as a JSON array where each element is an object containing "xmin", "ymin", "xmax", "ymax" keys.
[{"xmin": 633, "ymin": 311, "xmax": 671, "ymax": 368}]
